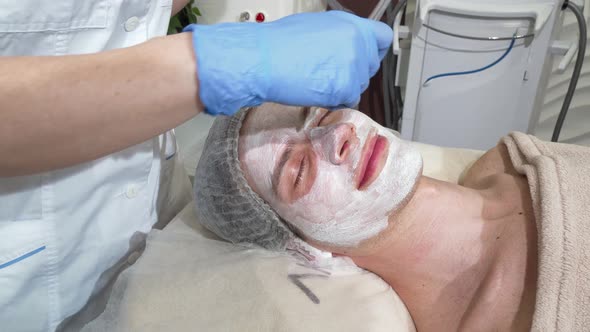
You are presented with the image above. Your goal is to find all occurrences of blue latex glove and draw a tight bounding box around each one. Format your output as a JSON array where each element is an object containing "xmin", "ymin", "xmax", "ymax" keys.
[{"xmin": 183, "ymin": 11, "xmax": 393, "ymax": 116}]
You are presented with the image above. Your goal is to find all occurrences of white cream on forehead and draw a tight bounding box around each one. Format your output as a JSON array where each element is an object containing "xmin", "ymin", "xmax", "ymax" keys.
[{"xmin": 241, "ymin": 108, "xmax": 423, "ymax": 247}]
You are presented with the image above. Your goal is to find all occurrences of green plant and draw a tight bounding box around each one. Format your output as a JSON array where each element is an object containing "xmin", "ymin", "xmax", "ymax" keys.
[{"xmin": 168, "ymin": 0, "xmax": 201, "ymax": 35}]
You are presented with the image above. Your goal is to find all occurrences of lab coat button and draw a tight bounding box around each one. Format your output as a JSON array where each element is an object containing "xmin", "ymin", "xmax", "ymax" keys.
[
  {"xmin": 126, "ymin": 185, "xmax": 138, "ymax": 199},
  {"xmin": 124, "ymin": 16, "xmax": 140, "ymax": 32},
  {"xmin": 127, "ymin": 251, "xmax": 141, "ymax": 265}
]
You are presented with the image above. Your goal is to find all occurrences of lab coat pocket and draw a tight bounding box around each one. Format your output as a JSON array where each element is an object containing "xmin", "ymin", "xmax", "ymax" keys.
[
  {"xmin": 0, "ymin": 220, "xmax": 51, "ymax": 332},
  {"xmin": 0, "ymin": 0, "xmax": 109, "ymax": 56}
]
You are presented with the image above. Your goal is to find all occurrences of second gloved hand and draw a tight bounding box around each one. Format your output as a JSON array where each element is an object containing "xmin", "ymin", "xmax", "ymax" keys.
[{"xmin": 184, "ymin": 11, "xmax": 393, "ymax": 116}]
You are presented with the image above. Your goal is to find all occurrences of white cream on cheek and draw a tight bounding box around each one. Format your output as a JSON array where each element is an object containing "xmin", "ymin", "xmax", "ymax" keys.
[
  {"xmin": 241, "ymin": 109, "xmax": 423, "ymax": 248},
  {"xmin": 241, "ymin": 128, "xmax": 292, "ymax": 198}
]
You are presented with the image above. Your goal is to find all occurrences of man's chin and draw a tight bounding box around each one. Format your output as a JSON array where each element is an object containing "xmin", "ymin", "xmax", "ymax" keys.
[{"xmin": 383, "ymin": 153, "xmax": 423, "ymax": 219}]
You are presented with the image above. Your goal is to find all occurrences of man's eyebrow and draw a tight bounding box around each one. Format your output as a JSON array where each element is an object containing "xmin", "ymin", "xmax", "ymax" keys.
[
  {"xmin": 300, "ymin": 106, "xmax": 311, "ymax": 130},
  {"xmin": 302, "ymin": 106, "xmax": 311, "ymax": 119},
  {"xmin": 272, "ymin": 141, "xmax": 295, "ymax": 195}
]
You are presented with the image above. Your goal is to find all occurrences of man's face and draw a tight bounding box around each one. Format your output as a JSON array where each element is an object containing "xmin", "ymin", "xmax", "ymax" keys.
[{"xmin": 238, "ymin": 103, "xmax": 422, "ymax": 249}]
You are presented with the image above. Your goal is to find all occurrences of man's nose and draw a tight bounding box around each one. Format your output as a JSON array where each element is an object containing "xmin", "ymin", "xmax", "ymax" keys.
[{"xmin": 311, "ymin": 123, "xmax": 357, "ymax": 165}]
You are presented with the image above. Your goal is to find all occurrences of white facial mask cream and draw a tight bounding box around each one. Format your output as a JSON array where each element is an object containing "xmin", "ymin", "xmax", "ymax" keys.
[{"xmin": 241, "ymin": 108, "xmax": 423, "ymax": 248}]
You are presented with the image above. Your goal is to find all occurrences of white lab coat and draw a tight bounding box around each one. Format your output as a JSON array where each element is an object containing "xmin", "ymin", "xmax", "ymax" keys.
[{"xmin": 0, "ymin": 1, "xmax": 192, "ymax": 331}]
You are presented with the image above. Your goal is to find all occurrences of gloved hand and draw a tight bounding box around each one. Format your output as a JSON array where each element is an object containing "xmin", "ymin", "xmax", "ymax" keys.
[{"xmin": 183, "ymin": 11, "xmax": 393, "ymax": 116}]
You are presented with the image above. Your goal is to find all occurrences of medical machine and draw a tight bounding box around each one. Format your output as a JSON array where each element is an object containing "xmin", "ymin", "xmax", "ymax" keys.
[
  {"xmin": 194, "ymin": 0, "xmax": 327, "ymax": 24},
  {"xmin": 390, "ymin": 0, "xmax": 587, "ymax": 149}
]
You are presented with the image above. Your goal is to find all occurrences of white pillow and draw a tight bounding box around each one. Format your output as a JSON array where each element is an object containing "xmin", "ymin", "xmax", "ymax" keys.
[
  {"xmin": 83, "ymin": 204, "xmax": 416, "ymax": 332},
  {"xmin": 412, "ymin": 141, "xmax": 484, "ymax": 183}
]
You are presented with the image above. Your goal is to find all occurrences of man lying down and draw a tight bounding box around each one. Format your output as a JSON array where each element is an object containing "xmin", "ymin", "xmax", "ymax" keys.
[{"xmin": 194, "ymin": 103, "xmax": 590, "ymax": 332}]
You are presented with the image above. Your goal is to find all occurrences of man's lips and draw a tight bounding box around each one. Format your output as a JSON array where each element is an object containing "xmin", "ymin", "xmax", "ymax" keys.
[{"xmin": 355, "ymin": 133, "xmax": 390, "ymax": 190}]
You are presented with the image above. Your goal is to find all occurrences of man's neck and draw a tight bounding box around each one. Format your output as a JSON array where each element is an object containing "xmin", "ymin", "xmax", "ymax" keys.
[{"xmin": 350, "ymin": 176, "xmax": 533, "ymax": 331}]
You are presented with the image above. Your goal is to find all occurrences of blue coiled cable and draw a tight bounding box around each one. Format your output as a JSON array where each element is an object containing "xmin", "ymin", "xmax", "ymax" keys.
[{"xmin": 423, "ymin": 35, "xmax": 516, "ymax": 86}]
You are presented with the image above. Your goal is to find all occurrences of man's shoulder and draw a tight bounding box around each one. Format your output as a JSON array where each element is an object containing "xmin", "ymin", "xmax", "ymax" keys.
[{"xmin": 460, "ymin": 142, "xmax": 520, "ymax": 189}]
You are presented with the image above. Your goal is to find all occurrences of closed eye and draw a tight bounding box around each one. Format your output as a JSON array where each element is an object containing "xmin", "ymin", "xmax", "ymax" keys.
[{"xmin": 294, "ymin": 156, "xmax": 307, "ymax": 188}]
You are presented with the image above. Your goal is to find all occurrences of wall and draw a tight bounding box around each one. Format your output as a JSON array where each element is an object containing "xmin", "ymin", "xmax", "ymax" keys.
[{"xmin": 533, "ymin": 0, "xmax": 590, "ymax": 145}]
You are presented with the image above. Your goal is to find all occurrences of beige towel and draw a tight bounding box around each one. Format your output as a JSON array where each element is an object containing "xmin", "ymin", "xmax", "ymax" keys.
[{"xmin": 501, "ymin": 132, "xmax": 590, "ymax": 331}]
